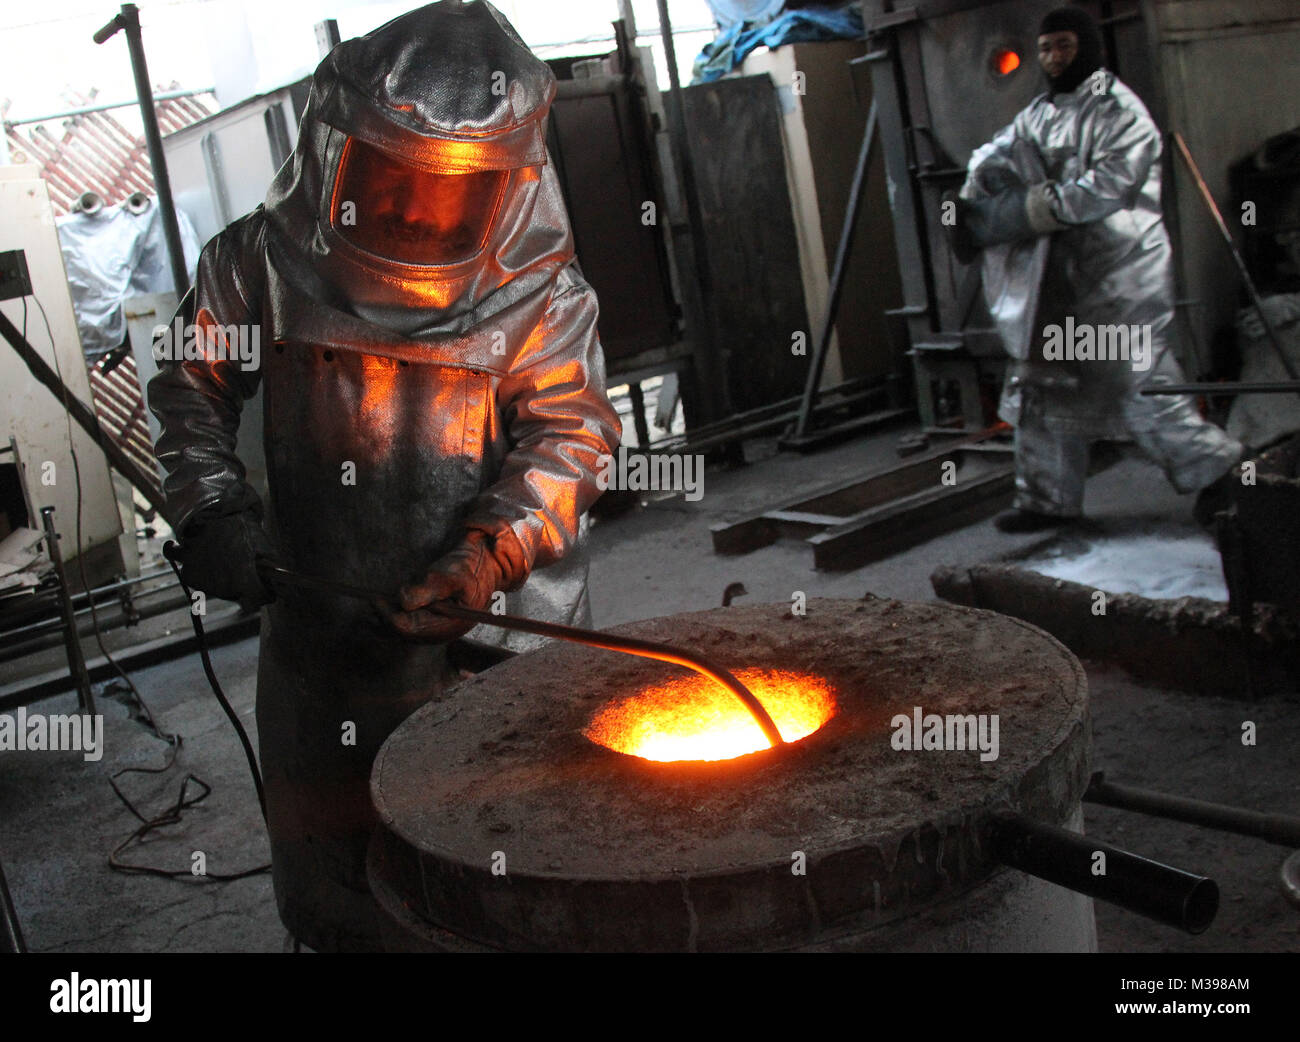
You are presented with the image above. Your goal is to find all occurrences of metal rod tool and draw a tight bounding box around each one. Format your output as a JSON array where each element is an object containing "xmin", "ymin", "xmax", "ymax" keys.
[
  {"xmin": 1141, "ymin": 380, "xmax": 1300, "ymax": 396},
  {"xmin": 1085, "ymin": 772, "xmax": 1300, "ymax": 848},
  {"xmin": 1172, "ymin": 131, "xmax": 1299, "ymax": 385},
  {"xmin": 259, "ymin": 563, "xmax": 785, "ymax": 748}
]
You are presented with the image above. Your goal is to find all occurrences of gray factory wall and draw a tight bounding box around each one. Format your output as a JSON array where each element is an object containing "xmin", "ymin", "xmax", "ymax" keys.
[{"xmin": 1153, "ymin": 0, "xmax": 1300, "ymax": 376}]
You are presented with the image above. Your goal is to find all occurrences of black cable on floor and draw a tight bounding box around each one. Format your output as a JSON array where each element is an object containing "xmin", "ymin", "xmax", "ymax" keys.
[
  {"xmin": 29, "ymin": 291, "xmax": 268, "ymax": 882},
  {"xmin": 162, "ymin": 541, "xmax": 267, "ymax": 824}
]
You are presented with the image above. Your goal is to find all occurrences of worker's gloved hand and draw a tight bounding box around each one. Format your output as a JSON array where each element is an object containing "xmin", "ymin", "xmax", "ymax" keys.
[
  {"xmin": 176, "ymin": 507, "xmax": 278, "ymax": 613},
  {"xmin": 388, "ymin": 526, "xmax": 529, "ymax": 643},
  {"xmin": 943, "ymin": 183, "xmax": 1062, "ymax": 262},
  {"xmin": 1236, "ymin": 293, "xmax": 1300, "ymax": 342}
]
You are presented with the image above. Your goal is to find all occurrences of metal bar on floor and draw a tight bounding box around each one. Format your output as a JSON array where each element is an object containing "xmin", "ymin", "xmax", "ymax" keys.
[
  {"xmin": 1085, "ymin": 773, "xmax": 1300, "ymax": 848},
  {"xmin": 1140, "ymin": 381, "xmax": 1300, "ymax": 396}
]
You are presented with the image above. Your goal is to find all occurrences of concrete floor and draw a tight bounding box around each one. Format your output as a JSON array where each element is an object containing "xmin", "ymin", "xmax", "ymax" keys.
[{"xmin": 2, "ymin": 425, "xmax": 1297, "ymax": 951}]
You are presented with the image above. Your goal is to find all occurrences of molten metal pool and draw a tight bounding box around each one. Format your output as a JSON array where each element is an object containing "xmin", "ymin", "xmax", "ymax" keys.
[{"xmin": 583, "ymin": 669, "xmax": 837, "ymax": 762}]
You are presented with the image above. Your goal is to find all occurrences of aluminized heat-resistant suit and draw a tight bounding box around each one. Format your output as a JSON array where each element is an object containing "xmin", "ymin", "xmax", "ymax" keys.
[
  {"xmin": 148, "ymin": 1, "xmax": 620, "ymax": 950},
  {"xmin": 963, "ymin": 71, "xmax": 1242, "ymax": 517}
]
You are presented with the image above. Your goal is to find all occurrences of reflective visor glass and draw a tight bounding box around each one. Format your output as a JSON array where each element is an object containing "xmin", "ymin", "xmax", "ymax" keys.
[{"xmin": 332, "ymin": 138, "xmax": 507, "ymax": 265}]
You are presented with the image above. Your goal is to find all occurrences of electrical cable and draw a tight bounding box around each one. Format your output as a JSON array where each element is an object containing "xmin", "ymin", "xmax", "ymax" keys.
[
  {"xmin": 29, "ymin": 290, "xmax": 268, "ymax": 881},
  {"xmin": 162, "ymin": 541, "xmax": 267, "ymax": 824}
]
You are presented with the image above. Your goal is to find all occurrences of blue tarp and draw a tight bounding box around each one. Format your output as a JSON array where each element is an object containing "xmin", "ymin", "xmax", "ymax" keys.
[
  {"xmin": 691, "ymin": 3, "xmax": 864, "ymax": 84},
  {"xmin": 704, "ymin": 0, "xmax": 787, "ymax": 26}
]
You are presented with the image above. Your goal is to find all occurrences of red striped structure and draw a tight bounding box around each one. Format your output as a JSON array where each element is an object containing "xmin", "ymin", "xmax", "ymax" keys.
[
  {"xmin": 3, "ymin": 85, "xmax": 213, "ymax": 509},
  {"xmin": 3, "ymin": 86, "xmax": 215, "ymax": 214}
]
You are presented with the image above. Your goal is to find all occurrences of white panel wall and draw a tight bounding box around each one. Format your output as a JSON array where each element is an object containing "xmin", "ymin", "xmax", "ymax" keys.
[{"xmin": 0, "ymin": 167, "xmax": 124, "ymax": 573}]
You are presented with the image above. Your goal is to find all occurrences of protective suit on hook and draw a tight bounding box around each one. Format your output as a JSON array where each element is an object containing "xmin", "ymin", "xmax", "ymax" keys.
[{"xmin": 148, "ymin": 0, "xmax": 621, "ymax": 950}]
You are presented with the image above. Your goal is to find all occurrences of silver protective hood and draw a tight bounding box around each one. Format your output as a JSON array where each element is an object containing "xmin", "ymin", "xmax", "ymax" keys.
[{"xmin": 263, "ymin": 0, "xmax": 571, "ymax": 334}]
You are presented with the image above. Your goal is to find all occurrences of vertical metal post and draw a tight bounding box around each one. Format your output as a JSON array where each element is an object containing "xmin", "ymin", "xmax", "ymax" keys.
[
  {"xmin": 314, "ymin": 18, "xmax": 341, "ymax": 59},
  {"xmin": 626, "ymin": 382, "xmax": 651, "ymax": 448},
  {"xmin": 0, "ymin": 857, "xmax": 25, "ymax": 954},
  {"xmin": 40, "ymin": 507, "xmax": 96, "ymax": 716},
  {"xmin": 94, "ymin": 4, "xmax": 190, "ymax": 297},
  {"xmin": 654, "ymin": 0, "xmax": 730, "ymax": 425},
  {"xmin": 792, "ymin": 101, "xmax": 878, "ymax": 439},
  {"xmin": 615, "ymin": 0, "xmax": 638, "ymax": 40}
]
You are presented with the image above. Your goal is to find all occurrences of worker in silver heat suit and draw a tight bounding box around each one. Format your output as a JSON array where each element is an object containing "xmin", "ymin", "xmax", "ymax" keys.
[
  {"xmin": 952, "ymin": 6, "xmax": 1242, "ymax": 532},
  {"xmin": 147, "ymin": 0, "xmax": 620, "ymax": 950}
]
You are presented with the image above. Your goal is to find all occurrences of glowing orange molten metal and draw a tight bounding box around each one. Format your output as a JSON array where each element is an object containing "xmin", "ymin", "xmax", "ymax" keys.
[{"xmin": 584, "ymin": 669, "xmax": 836, "ymax": 763}]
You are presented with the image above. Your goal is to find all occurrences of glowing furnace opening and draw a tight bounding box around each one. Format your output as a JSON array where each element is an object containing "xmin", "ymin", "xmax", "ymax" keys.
[{"xmin": 584, "ymin": 668, "xmax": 836, "ymax": 763}]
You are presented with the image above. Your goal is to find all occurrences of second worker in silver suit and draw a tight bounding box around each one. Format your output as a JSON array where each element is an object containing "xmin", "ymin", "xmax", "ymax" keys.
[{"xmin": 951, "ymin": 5, "xmax": 1242, "ymax": 533}]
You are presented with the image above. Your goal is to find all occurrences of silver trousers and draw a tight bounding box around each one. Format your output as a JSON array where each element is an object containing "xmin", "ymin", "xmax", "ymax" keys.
[{"xmin": 1014, "ymin": 391, "xmax": 1243, "ymax": 517}]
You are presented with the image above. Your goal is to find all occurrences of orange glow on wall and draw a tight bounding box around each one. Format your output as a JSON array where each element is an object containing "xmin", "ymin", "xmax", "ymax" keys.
[{"xmin": 994, "ymin": 49, "xmax": 1021, "ymax": 76}]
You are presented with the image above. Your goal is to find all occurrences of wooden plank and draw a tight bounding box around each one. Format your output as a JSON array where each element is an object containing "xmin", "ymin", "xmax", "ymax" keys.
[
  {"xmin": 710, "ymin": 465, "xmax": 911, "ymax": 554},
  {"xmin": 801, "ymin": 452, "xmax": 1002, "ymax": 527},
  {"xmin": 547, "ymin": 75, "xmax": 678, "ymax": 366},
  {"xmin": 810, "ymin": 468, "xmax": 1014, "ymax": 571},
  {"xmin": 710, "ymin": 439, "xmax": 1005, "ymax": 554},
  {"xmin": 681, "ymin": 76, "xmax": 810, "ymax": 412},
  {"xmin": 765, "ymin": 510, "xmax": 848, "ymax": 527},
  {"xmin": 789, "ymin": 41, "xmax": 901, "ymax": 385},
  {"xmin": 778, "ymin": 406, "xmax": 912, "ymax": 453},
  {"xmin": 796, "ymin": 454, "xmax": 946, "ymax": 514}
]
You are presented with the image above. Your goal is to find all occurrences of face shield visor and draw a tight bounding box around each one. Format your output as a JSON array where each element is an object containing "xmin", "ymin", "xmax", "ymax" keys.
[{"xmin": 330, "ymin": 137, "xmax": 509, "ymax": 267}]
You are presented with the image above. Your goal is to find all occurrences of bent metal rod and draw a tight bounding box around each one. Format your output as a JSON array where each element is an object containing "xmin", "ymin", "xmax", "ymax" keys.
[{"xmin": 259, "ymin": 562, "xmax": 785, "ymax": 748}]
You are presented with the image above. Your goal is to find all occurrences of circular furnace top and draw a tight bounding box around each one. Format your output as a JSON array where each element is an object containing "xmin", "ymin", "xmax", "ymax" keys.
[{"xmin": 370, "ymin": 598, "xmax": 1089, "ymax": 951}]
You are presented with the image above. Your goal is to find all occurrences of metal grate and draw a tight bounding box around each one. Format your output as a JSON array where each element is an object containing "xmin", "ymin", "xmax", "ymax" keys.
[
  {"xmin": 87, "ymin": 352, "xmax": 158, "ymax": 492},
  {"xmin": 3, "ymin": 87, "xmax": 215, "ymax": 215}
]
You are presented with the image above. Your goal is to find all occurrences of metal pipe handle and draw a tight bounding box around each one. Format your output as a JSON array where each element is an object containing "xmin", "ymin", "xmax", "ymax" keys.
[
  {"xmin": 93, "ymin": 13, "xmax": 124, "ymax": 45},
  {"xmin": 1085, "ymin": 772, "xmax": 1300, "ymax": 848},
  {"xmin": 988, "ymin": 811, "xmax": 1219, "ymax": 934}
]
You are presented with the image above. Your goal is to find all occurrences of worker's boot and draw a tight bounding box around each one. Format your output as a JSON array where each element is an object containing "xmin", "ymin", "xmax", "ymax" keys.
[
  {"xmin": 1191, "ymin": 446, "xmax": 1254, "ymax": 529},
  {"xmin": 994, "ymin": 508, "xmax": 1075, "ymax": 533},
  {"xmin": 1192, "ymin": 464, "xmax": 1243, "ymax": 529}
]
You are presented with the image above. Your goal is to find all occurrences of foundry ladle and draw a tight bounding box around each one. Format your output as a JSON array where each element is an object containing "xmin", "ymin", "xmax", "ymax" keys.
[{"xmin": 259, "ymin": 563, "xmax": 786, "ymax": 748}]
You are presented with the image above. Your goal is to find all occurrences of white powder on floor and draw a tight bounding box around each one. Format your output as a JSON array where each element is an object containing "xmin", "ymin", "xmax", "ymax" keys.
[{"xmin": 1017, "ymin": 531, "xmax": 1228, "ymax": 602}]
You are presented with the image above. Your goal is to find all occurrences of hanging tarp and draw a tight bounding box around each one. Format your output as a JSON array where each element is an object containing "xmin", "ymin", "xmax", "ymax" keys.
[
  {"xmin": 691, "ymin": 3, "xmax": 863, "ymax": 84},
  {"xmin": 703, "ymin": 0, "xmax": 787, "ymax": 26}
]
